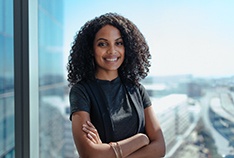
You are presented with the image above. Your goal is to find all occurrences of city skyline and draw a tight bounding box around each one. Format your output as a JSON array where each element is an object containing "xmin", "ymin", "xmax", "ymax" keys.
[{"xmin": 64, "ymin": 0, "xmax": 234, "ymax": 78}]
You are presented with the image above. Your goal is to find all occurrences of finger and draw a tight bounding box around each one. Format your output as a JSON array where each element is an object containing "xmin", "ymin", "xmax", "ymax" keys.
[
  {"xmin": 82, "ymin": 126, "xmax": 97, "ymax": 139},
  {"xmin": 84, "ymin": 123, "xmax": 101, "ymax": 141},
  {"xmin": 85, "ymin": 122, "xmax": 100, "ymax": 138},
  {"xmin": 82, "ymin": 126, "xmax": 89, "ymax": 134},
  {"xmin": 87, "ymin": 133, "xmax": 97, "ymax": 144},
  {"xmin": 82, "ymin": 126, "xmax": 98, "ymax": 143},
  {"xmin": 85, "ymin": 128, "xmax": 99, "ymax": 144},
  {"xmin": 86, "ymin": 121, "xmax": 95, "ymax": 128},
  {"xmin": 82, "ymin": 125, "xmax": 96, "ymax": 136},
  {"xmin": 83, "ymin": 124, "xmax": 97, "ymax": 133},
  {"xmin": 89, "ymin": 131, "xmax": 100, "ymax": 143},
  {"xmin": 82, "ymin": 123, "xmax": 102, "ymax": 143}
]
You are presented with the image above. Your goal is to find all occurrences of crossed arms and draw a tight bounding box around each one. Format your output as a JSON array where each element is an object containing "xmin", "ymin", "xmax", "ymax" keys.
[{"xmin": 71, "ymin": 106, "xmax": 166, "ymax": 158}]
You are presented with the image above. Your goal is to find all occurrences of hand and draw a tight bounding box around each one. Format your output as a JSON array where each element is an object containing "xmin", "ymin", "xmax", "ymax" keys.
[{"xmin": 82, "ymin": 121, "xmax": 102, "ymax": 144}]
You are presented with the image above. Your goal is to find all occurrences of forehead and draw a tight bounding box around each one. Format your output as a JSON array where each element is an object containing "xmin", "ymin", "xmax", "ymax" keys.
[{"xmin": 95, "ymin": 25, "xmax": 122, "ymax": 39}]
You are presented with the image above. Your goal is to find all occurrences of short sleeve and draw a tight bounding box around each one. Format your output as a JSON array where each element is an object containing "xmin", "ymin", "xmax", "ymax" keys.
[
  {"xmin": 139, "ymin": 84, "xmax": 152, "ymax": 109},
  {"xmin": 69, "ymin": 83, "xmax": 91, "ymax": 120}
]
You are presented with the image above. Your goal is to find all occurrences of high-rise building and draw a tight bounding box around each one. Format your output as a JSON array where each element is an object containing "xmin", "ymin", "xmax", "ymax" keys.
[
  {"xmin": 38, "ymin": 0, "xmax": 76, "ymax": 157},
  {"xmin": 0, "ymin": 0, "xmax": 15, "ymax": 157}
]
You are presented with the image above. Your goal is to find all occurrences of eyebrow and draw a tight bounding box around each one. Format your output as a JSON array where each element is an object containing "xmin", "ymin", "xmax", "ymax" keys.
[{"xmin": 96, "ymin": 37, "xmax": 123, "ymax": 42}]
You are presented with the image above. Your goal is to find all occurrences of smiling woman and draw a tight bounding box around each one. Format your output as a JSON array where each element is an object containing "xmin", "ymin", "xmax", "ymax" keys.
[
  {"xmin": 67, "ymin": 13, "xmax": 151, "ymax": 86},
  {"xmin": 67, "ymin": 13, "xmax": 166, "ymax": 158}
]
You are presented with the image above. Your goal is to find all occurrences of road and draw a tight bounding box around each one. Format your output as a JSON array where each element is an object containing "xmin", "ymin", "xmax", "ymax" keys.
[{"xmin": 200, "ymin": 88, "xmax": 233, "ymax": 156}]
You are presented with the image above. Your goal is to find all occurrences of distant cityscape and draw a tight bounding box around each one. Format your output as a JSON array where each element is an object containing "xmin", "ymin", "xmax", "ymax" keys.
[{"xmin": 142, "ymin": 74, "xmax": 234, "ymax": 158}]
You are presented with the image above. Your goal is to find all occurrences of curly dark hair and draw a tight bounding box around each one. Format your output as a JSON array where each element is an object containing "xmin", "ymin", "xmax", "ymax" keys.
[{"xmin": 67, "ymin": 12, "xmax": 151, "ymax": 86}]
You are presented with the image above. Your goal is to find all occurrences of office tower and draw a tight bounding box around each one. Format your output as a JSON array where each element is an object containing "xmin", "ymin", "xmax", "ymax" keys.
[
  {"xmin": 38, "ymin": 0, "xmax": 76, "ymax": 157},
  {"xmin": 0, "ymin": 0, "xmax": 14, "ymax": 157}
]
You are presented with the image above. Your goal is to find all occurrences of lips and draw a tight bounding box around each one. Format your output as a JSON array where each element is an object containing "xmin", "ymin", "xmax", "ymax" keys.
[
  {"xmin": 105, "ymin": 58, "xmax": 118, "ymax": 62},
  {"xmin": 104, "ymin": 55, "xmax": 120, "ymax": 62}
]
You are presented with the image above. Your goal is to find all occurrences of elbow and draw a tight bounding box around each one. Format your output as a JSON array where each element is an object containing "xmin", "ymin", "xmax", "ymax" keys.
[
  {"xmin": 155, "ymin": 143, "xmax": 166, "ymax": 158},
  {"xmin": 158, "ymin": 135, "xmax": 166, "ymax": 157},
  {"xmin": 159, "ymin": 139, "xmax": 166, "ymax": 157},
  {"xmin": 156, "ymin": 131, "xmax": 166, "ymax": 157},
  {"xmin": 161, "ymin": 144, "xmax": 166, "ymax": 157},
  {"xmin": 150, "ymin": 138, "xmax": 166, "ymax": 157}
]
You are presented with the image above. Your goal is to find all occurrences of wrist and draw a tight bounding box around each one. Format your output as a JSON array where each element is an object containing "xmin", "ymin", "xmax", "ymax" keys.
[
  {"xmin": 109, "ymin": 142, "xmax": 123, "ymax": 158},
  {"xmin": 138, "ymin": 133, "xmax": 150, "ymax": 146}
]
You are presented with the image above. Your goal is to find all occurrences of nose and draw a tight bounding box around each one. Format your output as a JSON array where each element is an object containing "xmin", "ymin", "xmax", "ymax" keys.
[{"xmin": 107, "ymin": 44, "xmax": 116, "ymax": 54}]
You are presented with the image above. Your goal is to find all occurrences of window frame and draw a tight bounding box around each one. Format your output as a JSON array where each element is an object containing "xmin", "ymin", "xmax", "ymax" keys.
[{"xmin": 14, "ymin": 0, "xmax": 39, "ymax": 158}]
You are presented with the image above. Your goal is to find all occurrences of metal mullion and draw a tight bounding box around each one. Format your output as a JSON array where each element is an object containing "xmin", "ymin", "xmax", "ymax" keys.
[{"xmin": 14, "ymin": 0, "xmax": 30, "ymax": 158}]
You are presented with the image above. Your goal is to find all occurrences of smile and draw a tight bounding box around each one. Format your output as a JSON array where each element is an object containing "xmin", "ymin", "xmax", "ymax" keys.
[{"xmin": 105, "ymin": 58, "xmax": 118, "ymax": 62}]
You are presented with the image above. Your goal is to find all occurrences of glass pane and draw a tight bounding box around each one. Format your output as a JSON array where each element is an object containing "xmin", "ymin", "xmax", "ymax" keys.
[
  {"xmin": 5, "ymin": 96, "xmax": 14, "ymax": 153},
  {"xmin": 0, "ymin": 0, "xmax": 14, "ymax": 157},
  {"xmin": 0, "ymin": 99, "xmax": 4, "ymax": 155},
  {"xmin": 38, "ymin": 0, "xmax": 64, "ymax": 86},
  {"xmin": 38, "ymin": 1, "xmax": 75, "ymax": 158},
  {"xmin": 0, "ymin": 1, "xmax": 3, "ymax": 33}
]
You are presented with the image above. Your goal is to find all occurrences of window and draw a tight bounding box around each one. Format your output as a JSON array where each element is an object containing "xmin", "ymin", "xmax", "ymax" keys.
[
  {"xmin": 0, "ymin": 0, "xmax": 14, "ymax": 157},
  {"xmin": 7, "ymin": 0, "xmax": 234, "ymax": 158}
]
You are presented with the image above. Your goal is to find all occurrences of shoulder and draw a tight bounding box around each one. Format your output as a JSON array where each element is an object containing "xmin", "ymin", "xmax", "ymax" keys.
[
  {"xmin": 123, "ymin": 82, "xmax": 145, "ymax": 100},
  {"xmin": 70, "ymin": 80, "xmax": 95, "ymax": 95},
  {"xmin": 70, "ymin": 81, "xmax": 85, "ymax": 93},
  {"xmin": 138, "ymin": 83, "xmax": 147, "ymax": 94},
  {"xmin": 127, "ymin": 82, "xmax": 151, "ymax": 107},
  {"xmin": 124, "ymin": 82, "xmax": 146, "ymax": 92}
]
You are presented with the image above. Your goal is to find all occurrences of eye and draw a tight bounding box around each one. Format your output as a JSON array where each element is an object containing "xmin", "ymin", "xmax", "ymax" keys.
[
  {"xmin": 116, "ymin": 41, "xmax": 124, "ymax": 46},
  {"xmin": 97, "ymin": 42, "xmax": 107, "ymax": 47}
]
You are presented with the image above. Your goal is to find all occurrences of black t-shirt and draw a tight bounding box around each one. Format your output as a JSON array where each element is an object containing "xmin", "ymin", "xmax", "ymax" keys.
[
  {"xmin": 96, "ymin": 77, "xmax": 138, "ymax": 141},
  {"xmin": 69, "ymin": 77, "xmax": 151, "ymax": 141}
]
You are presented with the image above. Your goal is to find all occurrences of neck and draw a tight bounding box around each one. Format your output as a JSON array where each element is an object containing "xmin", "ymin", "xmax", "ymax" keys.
[{"xmin": 95, "ymin": 71, "xmax": 118, "ymax": 81}]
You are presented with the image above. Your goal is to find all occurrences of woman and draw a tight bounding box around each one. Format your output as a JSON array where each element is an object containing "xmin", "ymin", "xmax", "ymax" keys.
[{"xmin": 67, "ymin": 13, "xmax": 166, "ymax": 158}]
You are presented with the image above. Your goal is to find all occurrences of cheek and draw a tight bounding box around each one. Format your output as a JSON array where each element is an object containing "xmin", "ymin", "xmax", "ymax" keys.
[
  {"xmin": 93, "ymin": 49, "xmax": 101, "ymax": 58},
  {"xmin": 93, "ymin": 52, "xmax": 103, "ymax": 64},
  {"xmin": 94, "ymin": 55, "xmax": 100, "ymax": 63},
  {"xmin": 121, "ymin": 49, "xmax": 125, "ymax": 57},
  {"xmin": 122, "ymin": 47, "xmax": 125, "ymax": 54}
]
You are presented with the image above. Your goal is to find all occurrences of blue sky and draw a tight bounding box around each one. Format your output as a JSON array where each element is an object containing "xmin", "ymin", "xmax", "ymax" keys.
[{"xmin": 64, "ymin": 0, "xmax": 234, "ymax": 77}]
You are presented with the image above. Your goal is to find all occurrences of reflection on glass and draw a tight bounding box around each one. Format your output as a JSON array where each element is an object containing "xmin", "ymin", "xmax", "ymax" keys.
[
  {"xmin": 38, "ymin": 0, "xmax": 64, "ymax": 86},
  {"xmin": 0, "ymin": 0, "xmax": 14, "ymax": 157},
  {"xmin": 38, "ymin": 1, "xmax": 76, "ymax": 158}
]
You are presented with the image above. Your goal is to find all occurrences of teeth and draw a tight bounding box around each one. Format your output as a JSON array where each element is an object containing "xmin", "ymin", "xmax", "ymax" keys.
[{"xmin": 106, "ymin": 58, "xmax": 117, "ymax": 62}]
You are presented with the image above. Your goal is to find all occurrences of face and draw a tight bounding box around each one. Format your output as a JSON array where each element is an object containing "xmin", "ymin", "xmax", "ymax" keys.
[{"xmin": 93, "ymin": 25, "xmax": 125, "ymax": 77}]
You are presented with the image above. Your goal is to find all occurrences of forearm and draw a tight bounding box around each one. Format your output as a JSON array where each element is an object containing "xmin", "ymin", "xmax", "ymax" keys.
[
  {"xmin": 80, "ymin": 119, "xmax": 150, "ymax": 158},
  {"xmin": 88, "ymin": 133, "xmax": 149, "ymax": 158},
  {"xmin": 79, "ymin": 143, "xmax": 115, "ymax": 158},
  {"xmin": 126, "ymin": 137, "xmax": 166, "ymax": 158},
  {"xmin": 127, "ymin": 106, "xmax": 166, "ymax": 158},
  {"xmin": 78, "ymin": 133, "xmax": 149, "ymax": 158},
  {"xmin": 117, "ymin": 133, "xmax": 150, "ymax": 157},
  {"xmin": 125, "ymin": 130, "xmax": 166, "ymax": 158}
]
